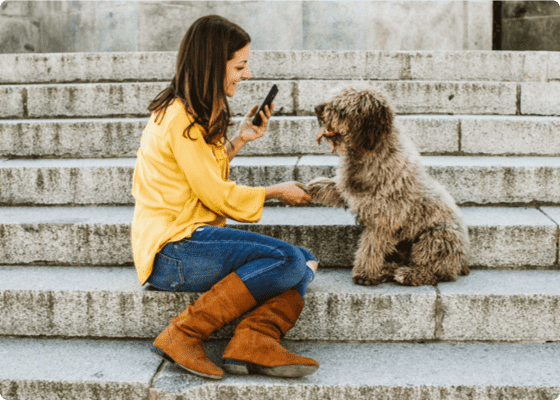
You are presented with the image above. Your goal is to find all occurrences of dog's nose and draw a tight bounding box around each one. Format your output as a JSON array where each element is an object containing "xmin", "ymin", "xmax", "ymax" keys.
[{"xmin": 314, "ymin": 104, "xmax": 325, "ymax": 118}]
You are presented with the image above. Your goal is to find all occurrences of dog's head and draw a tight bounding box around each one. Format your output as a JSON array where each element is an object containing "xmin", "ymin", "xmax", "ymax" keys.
[{"xmin": 315, "ymin": 87, "xmax": 395, "ymax": 154}]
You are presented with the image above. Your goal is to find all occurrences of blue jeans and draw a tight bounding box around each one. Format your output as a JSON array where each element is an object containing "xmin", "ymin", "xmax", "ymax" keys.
[{"xmin": 146, "ymin": 226, "xmax": 316, "ymax": 301}]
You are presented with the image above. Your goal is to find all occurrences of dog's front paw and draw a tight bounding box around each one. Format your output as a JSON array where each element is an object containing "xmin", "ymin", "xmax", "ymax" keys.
[
  {"xmin": 352, "ymin": 271, "xmax": 382, "ymax": 286},
  {"xmin": 305, "ymin": 178, "xmax": 347, "ymax": 209}
]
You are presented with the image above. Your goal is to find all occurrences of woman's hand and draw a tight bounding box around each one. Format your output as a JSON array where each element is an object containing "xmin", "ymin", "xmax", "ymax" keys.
[
  {"xmin": 265, "ymin": 181, "xmax": 312, "ymax": 206},
  {"xmin": 239, "ymin": 102, "xmax": 274, "ymax": 144}
]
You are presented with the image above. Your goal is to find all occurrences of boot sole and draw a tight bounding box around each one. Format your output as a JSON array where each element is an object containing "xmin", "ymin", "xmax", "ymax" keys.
[
  {"xmin": 253, "ymin": 363, "xmax": 319, "ymax": 378},
  {"xmin": 150, "ymin": 344, "xmax": 223, "ymax": 380},
  {"xmin": 223, "ymin": 358, "xmax": 318, "ymax": 378}
]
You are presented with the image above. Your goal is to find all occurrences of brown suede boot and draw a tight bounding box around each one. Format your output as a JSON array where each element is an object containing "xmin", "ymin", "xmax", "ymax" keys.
[
  {"xmin": 222, "ymin": 289, "xmax": 319, "ymax": 378},
  {"xmin": 152, "ymin": 273, "xmax": 256, "ymax": 380}
]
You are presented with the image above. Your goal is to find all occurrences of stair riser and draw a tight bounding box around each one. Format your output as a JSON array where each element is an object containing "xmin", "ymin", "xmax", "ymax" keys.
[
  {"xmin": 1, "ymin": 163, "xmax": 560, "ymax": 205},
  {"xmin": 0, "ymin": 290, "xmax": 436, "ymax": 341},
  {"xmin": 3, "ymin": 117, "xmax": 559, "ymax": 158},
  {"xmin": 2, "ymin": 278, "xmax": 559, "ymax": 342},
  {"xmin": 0, "ymin": 223, "xmax": 556, "ymax": 268},
  {"xmin": 0, "ymin": 50, "xmax": 556, "ymax": 83}
]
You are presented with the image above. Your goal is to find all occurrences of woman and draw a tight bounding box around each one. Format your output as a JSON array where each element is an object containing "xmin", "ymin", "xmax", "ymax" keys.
[{"xmin": 131, "ymin": 15, "xmax": 319, "ymax": 380}]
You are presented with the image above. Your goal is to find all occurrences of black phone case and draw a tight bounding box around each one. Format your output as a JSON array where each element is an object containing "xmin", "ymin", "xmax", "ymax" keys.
[{"xmin": 252, "ymin": 84, "xmax": 278, "ymax": 127}]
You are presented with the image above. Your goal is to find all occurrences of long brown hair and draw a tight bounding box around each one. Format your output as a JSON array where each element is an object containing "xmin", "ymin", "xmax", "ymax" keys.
[{"xmin": 148, "ymin": 15, "xmax": 251, "ymax": 145}]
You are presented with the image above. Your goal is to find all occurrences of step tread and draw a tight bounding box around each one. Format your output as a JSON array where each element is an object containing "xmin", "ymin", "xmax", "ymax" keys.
[
  {"xmin": 1, "ymin": 338, "xmax": 560, "ymax": 399},
  {"xmin": 2, "ymin": 267, "xmax": 560, "ymax": 295},
  {"xmin": 0, "ymin": 206, "xmax": 557, "ymax": 226},
  {"xmin": 3, "ymin": 155, "xmax": 560, "ymax": 168}
]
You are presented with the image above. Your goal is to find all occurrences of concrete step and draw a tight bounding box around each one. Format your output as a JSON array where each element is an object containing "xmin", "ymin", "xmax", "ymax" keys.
[
  {"xmin": 2, "ymin": 268, "xmax": 560, "ymax": 342},
  {"xmin": 1, "ymin": 339, "xmax": 560, "ymax": 400},
  {"xmin": 2, "ymin": 115, "xmax": 560, "ymax": 158},
  {"xmin": 0, "ymin": 206, "xmax": 557, "ymax": 269},
  {"xmin": 1, "ymin": 50, "xmax": 558, "ymax": 84},
  {"xmin": 1, "ymin": 156, "xmax": 560, "ymax": 206},
  {"xmin": 4, "ymin": 80, "xmax": 559, "ymax": 120}
]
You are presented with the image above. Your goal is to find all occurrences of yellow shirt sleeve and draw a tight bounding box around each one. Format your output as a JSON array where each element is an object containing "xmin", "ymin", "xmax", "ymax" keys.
[
  {"xmin": 131, "ymin": 103, "xmax": 266, "ymax": 285},
  {"xmin": 168, "ymin": 114, "xmax": 265, "ymax": 222}
]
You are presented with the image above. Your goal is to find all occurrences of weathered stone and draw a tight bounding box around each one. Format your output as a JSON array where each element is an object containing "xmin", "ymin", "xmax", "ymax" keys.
[
  {"xmin": 439, "ymin": 270, "xmax": 560, "ymax": 341},
  {"xmin": 371, "ymin": 51, "xmax": 549, "ymax": 82},
  {"xmin": 0, "ymin": 118, "xmax": 145, "ymax": 158},
  {"xmin": 302, "ymin": 2, "xmax": 368, "ymax": 50},
  {"xmin": 0, "ymin": 159, "xmax": 136, "ymax": 205},
  {"xmin": 364, "ymin": 1, "xmax": 491, "ymax": 51},
  {"xmin": 0, "ymin": 338, "xmax": 155, "ymax": 400},
  {"xmin": 502, "ymin": 14, "xmax": 560, "ymax": 51},
  {"xmin": 212, "ymin": 2, "xmax": 304, "ymax": 51},
  {"xmin": 549, "ymin": 52, "xmax": 560, "ymax": 81},
  {"xmin": 0, "ymin": 52, "xmax": 175, "ymax": 84},
  {"xmin": 424, "ymin": 156, "xmax": 560, "ymax": 205},
  {"xmin": 0, "ymin": 115, "xmax": 459, "ymax": 158},
  {"xmin": 0, "ymin": 15, "xmax": 39, "ymax": 53},
  {"xmin": 153, "ymin": 342, "xmax": 560, "ymax": 400},
  {"xmin": 521, "ymin": 82, "xmax": 560, "ymax": 116},
  {"xmin": 0, "ymin": 267, "xmax": 436, "ymax": 341},
  {"xmin": 26, "ymin": 81, "xmax": 295, "ymax": 118},
  {"xmin": 250, "ymin": 51, "xmax": 367, "ymax": 80},
  {"xmin": 461, "ymin": 116, "xmax": 560, "ymax": 155},
  {"xmin": 0, "ymin": 206, "xmax": 555, "ymax": 269},
  {"xmin": 0, "ymin": 86, "xmax": 24, "ymax": 118},
  {"xmin": 461, "ymin": 207, "xmax": 557, "ymax": 268},
  {"xmin": 297, "ymin": 81, "xmax": 518, "ymax": 115}
]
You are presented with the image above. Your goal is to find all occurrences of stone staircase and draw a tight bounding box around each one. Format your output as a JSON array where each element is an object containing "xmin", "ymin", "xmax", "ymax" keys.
[{"xmin": 1, "ymin": 50, "xmax": 559, "ymax": 399}]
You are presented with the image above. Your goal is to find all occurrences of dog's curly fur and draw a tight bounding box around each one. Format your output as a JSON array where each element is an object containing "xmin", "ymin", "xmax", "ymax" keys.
[{"xmin": 304, "ymin": 86, "xmax": 470, "ymax": 286}]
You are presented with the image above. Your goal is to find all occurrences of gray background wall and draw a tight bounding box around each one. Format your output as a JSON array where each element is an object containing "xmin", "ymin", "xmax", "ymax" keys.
[
  {"xmin": 0, "ymin": 0, "xmax": 493, "ymax": 53},
  {"xmin": 500, "ymin": 1, "xmax": 560, "ymax": 51}
]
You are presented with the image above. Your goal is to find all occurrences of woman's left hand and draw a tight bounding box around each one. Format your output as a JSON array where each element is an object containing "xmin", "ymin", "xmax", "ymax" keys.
[{"xmin": 239, "ymin": 102, "xmax": 274, "ymax": 143}]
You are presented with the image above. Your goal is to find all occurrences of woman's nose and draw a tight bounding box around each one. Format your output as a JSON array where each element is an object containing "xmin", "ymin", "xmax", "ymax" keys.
[{"xmin": 243, "ymin": 67, "xmax": 252, "ymax": 80}]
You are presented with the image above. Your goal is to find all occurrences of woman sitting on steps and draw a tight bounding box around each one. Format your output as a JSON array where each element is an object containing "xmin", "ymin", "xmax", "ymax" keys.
[{"xmin": 131, "ymin": 14, "xmax": 319, "ymax": 380}]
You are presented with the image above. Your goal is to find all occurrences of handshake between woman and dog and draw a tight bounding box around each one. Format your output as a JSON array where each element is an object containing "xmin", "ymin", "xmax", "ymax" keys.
[{"xmin": 303, "ymin": 86, "xmax": 470, "ymax": 287}]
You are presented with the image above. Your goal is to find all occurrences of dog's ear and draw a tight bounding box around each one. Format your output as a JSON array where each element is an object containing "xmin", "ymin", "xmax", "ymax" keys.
[{"xmin": 349, "ymin": 93, "xmax": 394, "ymax": 152}]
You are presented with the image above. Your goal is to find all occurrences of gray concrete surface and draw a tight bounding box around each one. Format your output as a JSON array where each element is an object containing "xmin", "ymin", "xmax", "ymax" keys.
[
  {"xmin": 439, "ymin": 270, "xmax": 560, "ymax": 341},
  {"xmin": 297, "ymin": 80, "xmax": 518, "ymax": 115},
  {"xmin": 2, "ymin": 339, "xmax": 559, "ymax": 400},
  {"xmin": 2, "ymin": 268, "xmax": 560, "ymax": 342},
  {"xmin": 10, "ymin": 80, "xmax": 538, "ymax": 119},
  {"xmin": 1, "ymin": 50, "xmax": 555, "ymax": 84},
  {"xmin": 3, "ymin": 115, "xmax": 560, "ymax": 159},
  {"xmin": 0, "ymin": 206, "xmax": 556, "ymax": 268},
  {"xmin": 0, "ymin": 268, "xmax": 436, "ymax": 341},
  {"xmin": 0, "ymin": 338, "xmax": 158, "ymax": 400},
  {"xmin": 152, "ymin": 342, "xmax": 560, "ymax": 400},
  {"xmin": 0, "ymin": 1, "xmax": 492, "ymax": 54},
  {"xmin": 461, "ymin": 115, "xmax": 560, "ymax": 155},
  {"xmin": 521, "ymin": 82, "xmax": 560, "ymax": 116},
  {"xmin": 2, "ymin": 156, "xmax": 560, "ymax": 206},
  {"xmin": 0, "ymin": 87, "xmax": 24, "ymax": 118},
  {"xmin": 23, "ymin": 81, "xmax": 295, "ymax": 118}
]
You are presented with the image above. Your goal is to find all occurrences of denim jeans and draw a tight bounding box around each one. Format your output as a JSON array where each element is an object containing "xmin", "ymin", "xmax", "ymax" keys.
[{"xmin": 146, "ymin": 226, "xmax": 316, "ymax": 301}]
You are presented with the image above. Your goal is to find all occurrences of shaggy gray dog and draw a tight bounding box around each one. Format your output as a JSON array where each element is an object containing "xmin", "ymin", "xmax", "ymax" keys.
[{"xmin": 304, "ymin": 86, "xmax": 470, "ymax": 286}]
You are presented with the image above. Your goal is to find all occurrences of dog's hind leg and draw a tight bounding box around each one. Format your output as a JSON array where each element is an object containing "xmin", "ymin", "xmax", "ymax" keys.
[{"xmin": 394, "ymin": 227, "xmax": 468, "ymax": 286}]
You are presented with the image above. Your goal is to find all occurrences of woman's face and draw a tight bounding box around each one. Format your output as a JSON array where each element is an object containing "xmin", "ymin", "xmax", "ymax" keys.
[{"xmin": 225, "ymin": 44, "xmax": 252, "ymax": 97}]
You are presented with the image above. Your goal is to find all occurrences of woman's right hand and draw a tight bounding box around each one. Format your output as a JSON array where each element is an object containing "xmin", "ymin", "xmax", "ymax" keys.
[{"xmin": 265, "ymin": 181, "xmax": 313, "ymax": 206}]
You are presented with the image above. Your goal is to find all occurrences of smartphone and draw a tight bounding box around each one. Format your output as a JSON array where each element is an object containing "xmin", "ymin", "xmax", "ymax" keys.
[{"xmin": 252, "ymin": 84, "xmax": 278, "ymax": 127}]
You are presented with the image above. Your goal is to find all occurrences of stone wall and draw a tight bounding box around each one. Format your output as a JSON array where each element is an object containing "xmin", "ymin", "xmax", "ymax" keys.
[
  {"xmin": 500, "ymin": 1, "xmax": 560, "ymax": 51},
  {"xmin": 0, "ymin": 0, "xmax": 493, "ymax": 53}
]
